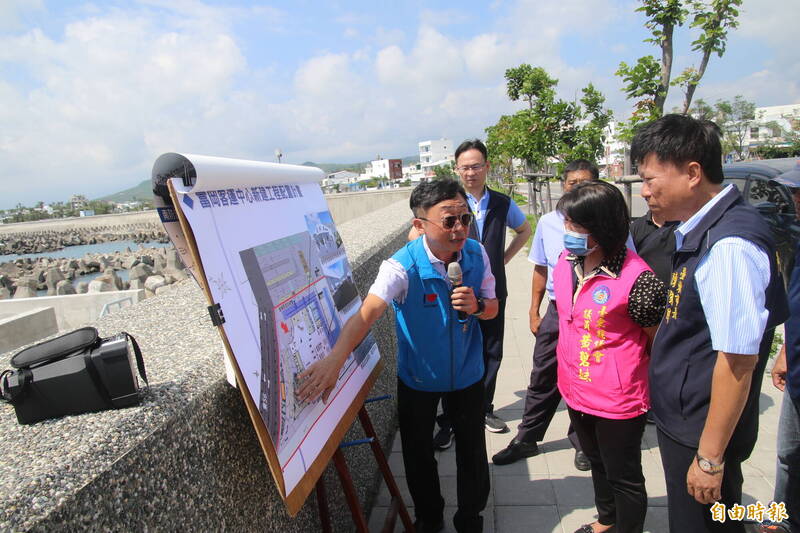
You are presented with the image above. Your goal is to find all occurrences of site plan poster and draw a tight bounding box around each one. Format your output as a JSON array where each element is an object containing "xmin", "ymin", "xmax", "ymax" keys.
[{"xmin": 151, "ymin": 153, "xmax": 381, "ymax": 515}]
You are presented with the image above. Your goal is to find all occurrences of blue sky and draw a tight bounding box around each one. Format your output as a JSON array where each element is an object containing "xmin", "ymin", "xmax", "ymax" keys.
[{"xmin": 1, "ymin": 0, "xmax": 798, "ymax": 209}]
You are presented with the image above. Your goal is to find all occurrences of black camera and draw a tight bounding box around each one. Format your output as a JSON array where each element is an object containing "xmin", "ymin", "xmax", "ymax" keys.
[{"xmin": 1, "ymin": 328, "xmax": 147, "ymax": 424}]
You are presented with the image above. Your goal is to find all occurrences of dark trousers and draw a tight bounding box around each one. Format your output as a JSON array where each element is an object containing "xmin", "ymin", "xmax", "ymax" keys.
[
  {"xmin": 481, "ymin": 297, "xmax": 506, "ymax": 413},
  {"xmin": 398, "ymin": 378, "xmax": 489, "ymax": 532},
  {"xmin": 568, "ymin": 408, "xmax": 648, "ymax": 533},
  {"xmin": 657, "ymin": 428, "xmax": 745, "ymax": 533},
  {"xmin": 437, "ymin": 299, "xmax": 506, "ymax": 429},
  {"xmin": 516, "ymin": 303, "xmax": 581, "ymax": 450}
]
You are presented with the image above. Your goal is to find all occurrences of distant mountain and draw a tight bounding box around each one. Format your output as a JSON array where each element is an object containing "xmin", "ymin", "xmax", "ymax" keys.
[
  {"xmin": 96, "ymin": 180, "xmax": 152, "ymax": 203},
  {"xmin": 96, "ymin": 155, "xmax": 421, "ymax": 202}
]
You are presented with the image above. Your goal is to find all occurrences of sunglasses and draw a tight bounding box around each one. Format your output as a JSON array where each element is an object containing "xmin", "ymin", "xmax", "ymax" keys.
[{"xmin": 419, "ymin": 212, "xmax": 474, "ymax": 230}]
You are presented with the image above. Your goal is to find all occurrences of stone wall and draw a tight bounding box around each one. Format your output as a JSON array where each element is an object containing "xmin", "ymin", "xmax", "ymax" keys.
[{"xmin": 0, "ymin": 200, "xmax": 412, "ymax": 532}]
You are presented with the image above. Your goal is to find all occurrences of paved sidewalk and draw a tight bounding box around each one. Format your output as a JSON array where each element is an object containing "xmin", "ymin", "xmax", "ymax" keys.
[{"xmin": 369, "ymin": 243, "xmax": 784, "ymax": 532}]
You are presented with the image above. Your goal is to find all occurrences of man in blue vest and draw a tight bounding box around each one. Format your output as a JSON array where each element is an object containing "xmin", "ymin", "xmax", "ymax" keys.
[
  {"xmin": 631, "ymin": 114, "xmax": 789, "ymax": 533},
  {"xmin": 411, "ymin": 140, "xmax": 531, "ymax": 446},
  {"xmin": 298, "ymin": 180, "xmax": 499, "ymax": 533}
]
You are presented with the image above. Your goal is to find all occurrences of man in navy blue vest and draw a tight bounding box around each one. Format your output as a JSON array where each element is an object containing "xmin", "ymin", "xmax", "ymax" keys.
[
  {"xmin": 631, "ymin": 114, "xmax": 789, "ymax": 533},
  {"xmin": 456, "ymin": 139, "xmax": 531, "ymax": 434},
  {"xmin": 298, "ymin": 180, "xmax": 499, "ymax": 533},
  {"xmin": 771, "ymin": 239, "xmax": 800, "ymax": 533}
]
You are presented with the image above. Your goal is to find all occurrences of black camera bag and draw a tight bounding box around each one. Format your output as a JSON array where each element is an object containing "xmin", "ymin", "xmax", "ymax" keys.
[{"xmin": 1, "ymin": 327, "xmax": 148, "ymax": 424}]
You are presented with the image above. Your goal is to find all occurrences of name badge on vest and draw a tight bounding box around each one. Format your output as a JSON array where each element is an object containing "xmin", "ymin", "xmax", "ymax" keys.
[{"xmin": 423, "ymin": 293, "xmax": 438, "ymax": 307}]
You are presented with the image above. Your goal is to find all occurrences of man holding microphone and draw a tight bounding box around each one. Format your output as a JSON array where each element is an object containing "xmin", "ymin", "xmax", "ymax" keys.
[{"xmin": 299, "ymin": 180, "xmax": 498, "ymax": 533}]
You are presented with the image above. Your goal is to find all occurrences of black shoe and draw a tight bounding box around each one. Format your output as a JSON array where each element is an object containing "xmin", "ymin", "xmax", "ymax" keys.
[
  {"xmin": 574, "ymin": 450, "xmax": 591, "ymax": 471},
  {"xmin": 414, "ymin": 517, "xmax": 445, "ymax": 533},
  {"xmin": 491, "ymin": 439, "xmax": 539, "ymax": 465},
  {"xmin": 574, "ymin": 524, "xmax": 614, "ymax": 533},
  {"xmin": 433, "ymin": 425, "xmax": 454, "ymax": 450},
  {"xmin": 484, "ymin": 411, "xmax": 508, "ymax": 433}
]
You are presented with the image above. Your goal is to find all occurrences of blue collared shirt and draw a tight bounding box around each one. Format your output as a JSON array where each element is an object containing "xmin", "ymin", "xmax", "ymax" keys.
[
  {"xmin": 466, "ymin": 188, "xmax": 527, "ymax": 240},
  {"xmin": 675, "ymin": 185, "xmax": 770, "ymax": 354},
  {"xmin": 528, "ymin": 210, "xmax": 565, "ymax": 301}
]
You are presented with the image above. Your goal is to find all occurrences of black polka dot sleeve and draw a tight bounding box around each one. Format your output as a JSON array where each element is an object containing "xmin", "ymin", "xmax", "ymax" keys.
[{"xmin": 627, "ymin": 270, "xmax": 667, "ymax": 328}]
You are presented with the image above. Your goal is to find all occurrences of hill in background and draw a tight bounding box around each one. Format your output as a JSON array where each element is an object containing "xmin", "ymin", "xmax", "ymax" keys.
[
  {"xmin": 96, "ymin": 155, "xmax": 420, "ymax": 203},
  {"xmin": 96, "ymin": 180, "xmax": 153, "ymax": 203}
]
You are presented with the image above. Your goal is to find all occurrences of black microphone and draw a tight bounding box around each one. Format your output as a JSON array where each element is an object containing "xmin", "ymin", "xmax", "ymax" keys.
[{"xmin": 447, "ymin": 262, "xmax": 467, "ymax": 320}]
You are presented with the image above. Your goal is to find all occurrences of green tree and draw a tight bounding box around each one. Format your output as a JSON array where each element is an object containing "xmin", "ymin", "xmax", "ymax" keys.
[
  {"xmin": 674, "ymin": 0, "xmax": 742, "ymax": 114},
  {"xmin": 715, "ymin": 95, "xmax": 756, "ymax": 160},
  {"xmin": 486, "ymin": 64, "xmax": 611, "ymax": 175},
  {"xmin": 688, "ymin": 97, "xmax": 716, "ymax": 120},
  {"xmin": 616, "ymin": 0, "xmax": 741, "ymax": 131},
  {"xmin": 432, "ymin": 162, "xmax": 457, "ymax": 181}
]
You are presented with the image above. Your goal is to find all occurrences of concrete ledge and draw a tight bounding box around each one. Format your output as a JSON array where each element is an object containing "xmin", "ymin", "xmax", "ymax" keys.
[
  {"xmin": 0, "ymin": 307, "xmax": 58, "ymax": 354},
  {"xmin": 326, "ymin": 188, "xmax": 412, "ymax": 225},
  {"xmin": 0, "ymin": 290, "xmax": 145, "ymax": 332},
  {"xmin": 0, "ymin": 200, "xmax": 412, "ymax": 531},
  {"xmin": 0, "ymin": 189, "xmax": 412, "ymax": 235}
]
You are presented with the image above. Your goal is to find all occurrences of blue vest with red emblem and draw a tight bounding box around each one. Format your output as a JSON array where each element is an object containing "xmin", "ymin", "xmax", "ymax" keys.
[{"xmin": 391, "ymin": 237, "xmax": 485, "ymax": 392}]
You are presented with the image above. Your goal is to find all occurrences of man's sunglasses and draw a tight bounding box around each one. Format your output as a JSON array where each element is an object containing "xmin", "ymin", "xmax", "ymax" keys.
[{"xmin": 419, "ymin": 213, "xmax": 474, "ymax": 230}]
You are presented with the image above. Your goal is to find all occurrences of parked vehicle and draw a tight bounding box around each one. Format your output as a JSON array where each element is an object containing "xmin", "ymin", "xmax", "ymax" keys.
[{"xmin": 723, "ymin": 158, "xmax": 800, "ymax": 285}]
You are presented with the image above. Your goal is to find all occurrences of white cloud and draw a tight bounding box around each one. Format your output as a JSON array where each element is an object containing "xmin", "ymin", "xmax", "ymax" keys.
[
  {"xmin": 0, "ymin": 5, "xmax": 250, "ymax": 205},
  {"xmin": 0, "ymin": 0, "xmax": 44, "ymax": 32},
  {"xmin": 0, "ymin": 0, "xmax": 795, "ymax": 208}
]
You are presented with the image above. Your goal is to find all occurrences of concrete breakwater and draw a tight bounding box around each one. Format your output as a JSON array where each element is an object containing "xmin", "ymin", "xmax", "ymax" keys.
[
  {"xmin": 0, "ymin": 222, "xmax": 167, "ymax": 256},
  {"xmin": 0, "ymin": 245, "xmax": 187, "ymax": 300}
]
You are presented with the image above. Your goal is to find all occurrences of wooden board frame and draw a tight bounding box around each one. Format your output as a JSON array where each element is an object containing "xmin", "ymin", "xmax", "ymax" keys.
[{"xmin": 166, "ymin": 179, "xmax": 384, "ymax": 516}]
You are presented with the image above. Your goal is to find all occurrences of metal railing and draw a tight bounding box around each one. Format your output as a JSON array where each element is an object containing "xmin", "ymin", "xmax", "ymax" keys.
[
  {"xmin": 615, "ymin": 174, "xmax": 643, "ymax": 216},
  {"xmin": 522, "ymin": 173, "xmax": 556, "ymax": 217},
  {"xmin": 99, "ymin": 296, "xmax": 134, "ymax": 318}
]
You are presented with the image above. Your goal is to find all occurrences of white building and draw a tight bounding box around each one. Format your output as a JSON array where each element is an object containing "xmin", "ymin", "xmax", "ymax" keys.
[
  {"xmin": 403, "ymin": 164, "xmax": 425, "ymax": 184},
  {"xmin": 69, "ymin": 194, "xmax": 88, "ymax": 210},
  {"xmin": 418, "ymin": 139, "xmax": 454, "ymax": 178},
  {"xmin": 600, "ymin": 121, "xmax": 628, "ymax": 178},
  {"xmin": 321, "ymin": 170, "xmax": 361, "ymax": 193},
  {"xmin": 746, "ymin": 103, "xmax": 800, "ymax": 149},
  {"xmin": 322, "ymin": 171, "xmax": 359, "ymax": 186}
]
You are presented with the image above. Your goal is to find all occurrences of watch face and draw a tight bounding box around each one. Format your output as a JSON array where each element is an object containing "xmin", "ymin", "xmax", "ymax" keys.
[{"xmin": 699, "ymin": 459, "xmax": 712, "ymax": 471}]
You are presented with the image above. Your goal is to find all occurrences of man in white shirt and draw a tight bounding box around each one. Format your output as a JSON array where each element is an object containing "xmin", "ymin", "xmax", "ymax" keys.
[{"xmin": 298, "ymin": 180, "xmax": 498, "ymax": 533}]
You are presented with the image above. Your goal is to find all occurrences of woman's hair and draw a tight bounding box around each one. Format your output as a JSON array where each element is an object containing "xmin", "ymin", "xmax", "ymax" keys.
[{"xmin": 557, "ymin": 180, "xmax": 630, "ymax": 255}]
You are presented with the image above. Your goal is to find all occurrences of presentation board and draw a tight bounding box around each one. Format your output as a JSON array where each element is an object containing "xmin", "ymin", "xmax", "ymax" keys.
[{"xmin": 151, "ymin": 153, "xmax": 382, "ymax": 515}]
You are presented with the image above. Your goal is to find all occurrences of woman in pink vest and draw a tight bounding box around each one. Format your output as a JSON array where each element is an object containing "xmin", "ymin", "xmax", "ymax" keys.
[{"xmin": 553, "ymin": 181, "xmax": 667, "ymax": 533}]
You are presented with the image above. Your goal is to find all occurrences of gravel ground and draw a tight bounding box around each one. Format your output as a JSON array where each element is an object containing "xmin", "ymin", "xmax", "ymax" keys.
[{"xmin": 0, "ymin": 198, "xmax": 412, "ymax": 531}]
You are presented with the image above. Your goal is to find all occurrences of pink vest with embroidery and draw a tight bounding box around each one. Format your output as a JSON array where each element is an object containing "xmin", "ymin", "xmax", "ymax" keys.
[{"xmin": 553, "ymin": 249, "xmax": 652, "ymax": 419}]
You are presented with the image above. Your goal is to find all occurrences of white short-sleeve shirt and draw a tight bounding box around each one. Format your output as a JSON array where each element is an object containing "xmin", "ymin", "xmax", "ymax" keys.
[{"xmin": 368, "ymin": 236, "xmax": 496, "ymax": 304}]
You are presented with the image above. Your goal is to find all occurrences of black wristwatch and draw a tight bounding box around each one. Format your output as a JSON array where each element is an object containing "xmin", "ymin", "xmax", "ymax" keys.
[{"xmin": 473, "ymin": 297, "xmax": 485, "ymax": 317}]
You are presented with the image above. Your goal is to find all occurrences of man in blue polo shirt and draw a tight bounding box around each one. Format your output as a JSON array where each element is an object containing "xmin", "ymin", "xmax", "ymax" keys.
[{"xmin": 631, "ymin": 114, "xmax": 788, "ymax": 533}]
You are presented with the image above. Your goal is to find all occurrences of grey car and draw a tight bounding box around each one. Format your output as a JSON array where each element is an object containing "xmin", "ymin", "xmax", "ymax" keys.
[{"xmin": 723, "ymin": 158, "xmax": 800, "ymax": 285}]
